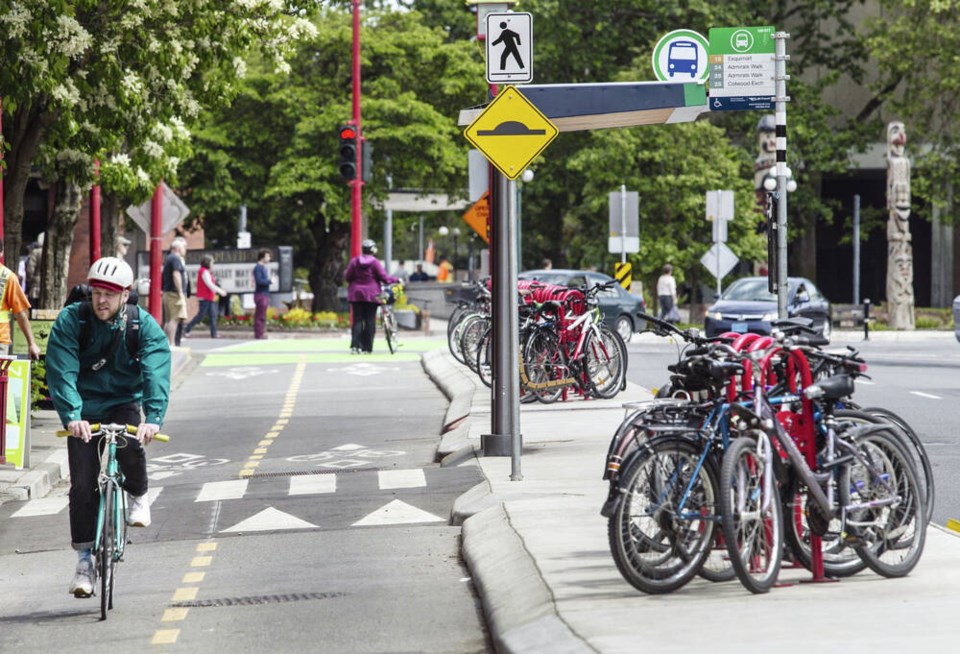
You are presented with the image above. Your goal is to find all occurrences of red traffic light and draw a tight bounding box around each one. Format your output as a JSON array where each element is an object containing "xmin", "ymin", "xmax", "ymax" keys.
[{"xmin": 339, "ymin": 126, "xmax": 357, "ymax": 140}]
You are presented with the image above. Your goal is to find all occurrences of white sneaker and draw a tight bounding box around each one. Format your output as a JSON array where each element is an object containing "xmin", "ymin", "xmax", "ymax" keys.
[
  {"xmin": 69, "ymin": 557, "xmax": 96, "ymax": 598},
  {"xmin": 127, "ymin": 493, "xmax": 152, "ymax": 527}
]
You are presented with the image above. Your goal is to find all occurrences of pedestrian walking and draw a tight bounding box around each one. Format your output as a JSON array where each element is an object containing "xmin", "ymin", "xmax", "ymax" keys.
[
  {"xmin": 161, "ymin": 239, "xmax": 187, "ymax": 346},
  {"xmin": 253, "ymin": 249, "xmax": 272, "ymax": 339},
  {"xmin": 184, "ymin": 255, "xmax": 228, "ymax": 339},
  {"xmin": 657, "ymin": 263, "xmax": 679, "ymax": 323},
  {"xmin": 344, "ymin": 239, "xmax": 397, "ymax": 354}
]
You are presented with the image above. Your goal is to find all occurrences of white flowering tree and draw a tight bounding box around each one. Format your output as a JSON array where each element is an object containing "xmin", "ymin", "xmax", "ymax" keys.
[{"xmin": 0, "ymin": 0, "xmax": 320, "ymax": 306}]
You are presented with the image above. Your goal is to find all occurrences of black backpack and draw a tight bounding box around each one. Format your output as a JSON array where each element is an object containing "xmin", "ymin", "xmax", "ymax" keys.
[{"xmin": 64, "ymin": 284, "xmax": 141, "ymax": 371}]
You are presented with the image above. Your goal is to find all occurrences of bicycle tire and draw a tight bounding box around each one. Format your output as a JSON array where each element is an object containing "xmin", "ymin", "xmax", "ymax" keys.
[
  {"xmin": 782, "ymin": 477, "xmax": 867, "ymax": 578},
  {"xmin": 842, "ymin": 427, "xmax": 926, "ymax": 578},
  {"xmin": 99, "ymin": 484, "xmax": 115, "ymax": 620},
  {"xmin": 720, "ymin": 433, "xmax": 784, "ymax": 594},
  {"xmin": 382, "ymin": 307, "xmax": 398, "ymax": 354},
  {"xmin": 459, "ymin": 316, "xmax": 489, "ymax": 373},
  {"xmin": 585, "ymin": 326, "xmax": 627, "ymax": 399},
  {"xmin": 448, "ymin": 312, "xmax": 479, "ymax": 364},
  {"xmin": 522, "ymin": 328, "xmax": 565, "ymax": 404},
  {"xmin": 853, "ymin": 406, "xmax": 934, "ymax": 525},
  {"xmin": 608, "ymin": 436, "xmax": 719, "ymax": 594},
  {"xmin": 476, "ymin": 327, "xmax": 493, "ymax": 388},
  {"xmin": 697, "ymin": 530, "xmax": 736, "ymax": 583}
]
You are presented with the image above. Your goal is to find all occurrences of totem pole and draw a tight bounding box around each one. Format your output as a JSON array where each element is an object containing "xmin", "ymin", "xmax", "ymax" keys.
[{"xmin": 886, "ymin": 122, "xmax": 915, "ymax": 330}]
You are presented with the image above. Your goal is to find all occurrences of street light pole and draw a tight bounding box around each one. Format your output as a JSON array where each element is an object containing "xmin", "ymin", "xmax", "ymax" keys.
[{"xmin": 349, "ymin": 0, "xmax": 363, "ymax": 258}]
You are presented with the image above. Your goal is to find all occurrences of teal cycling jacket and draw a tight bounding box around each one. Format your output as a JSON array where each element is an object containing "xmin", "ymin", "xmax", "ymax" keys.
[{"xmin": 46, "ymin": 302, "xmax": 171, "ymax": 428}]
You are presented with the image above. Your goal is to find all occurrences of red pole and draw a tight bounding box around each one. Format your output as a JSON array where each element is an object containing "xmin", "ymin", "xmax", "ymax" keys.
[
  {"xmin": 149, "ymin": 184, "xmax": 163, "ymax": 323},
  {"xmin": 90, "ymin": 159, "xmax": 101, "ymax": 264},
  {"xmin": 350, "ymin": 0, "xmax": 362, "ymax": 258}
]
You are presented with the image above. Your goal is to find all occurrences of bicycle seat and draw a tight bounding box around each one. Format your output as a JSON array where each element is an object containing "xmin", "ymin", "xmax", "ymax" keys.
[{"xmin": 804, "ymin": 373, "xmax": 855, "ymax": 400}]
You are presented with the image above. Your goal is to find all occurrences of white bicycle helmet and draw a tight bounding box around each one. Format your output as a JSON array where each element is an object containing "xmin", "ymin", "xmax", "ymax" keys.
[{"xmin": 88, "ymin": 257, "xmax": 134, "ymax": 292}]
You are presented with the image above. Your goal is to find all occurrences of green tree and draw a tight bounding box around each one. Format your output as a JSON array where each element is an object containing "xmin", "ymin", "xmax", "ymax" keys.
[{"xmin": 180, "ymin": 8, "xmax": 485, "ymax": 310}]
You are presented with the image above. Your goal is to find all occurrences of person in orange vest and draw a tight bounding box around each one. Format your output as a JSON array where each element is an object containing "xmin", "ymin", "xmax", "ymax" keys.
[
  {"xmin": 436, "ymin": 256, "xmax": 454, "ymax": 283},
  {"xmin": 0, "ymin": 238, "xmax": 41, "ymax": 360}
]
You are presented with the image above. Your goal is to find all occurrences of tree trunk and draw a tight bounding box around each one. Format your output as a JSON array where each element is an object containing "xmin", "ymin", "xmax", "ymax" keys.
[
  {"xmin": 39, "ymin": 180, "xmax": 83, "ymax": 309},
  {"xmin": 2, "ymin": 101, "xmax": 59, "ymax": 269},
  {"xmin": 309, "ymin": 216, "xmax": 350, "ymax": 312},
  {"xmin": 102, "ymin": 191, "xmax": 121, "ymax": 259}
]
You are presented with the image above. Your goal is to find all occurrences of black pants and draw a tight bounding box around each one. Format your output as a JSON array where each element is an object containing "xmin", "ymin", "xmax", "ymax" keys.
[
  {"xmin": 350, "ymin": 301, "xmax": 379, "ymax": 353},
  {"xmin": 68, "ymin": 403, "xmax": 147, "ymax": 551}
]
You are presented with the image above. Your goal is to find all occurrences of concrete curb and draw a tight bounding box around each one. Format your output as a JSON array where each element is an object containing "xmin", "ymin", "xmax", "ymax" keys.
[
  {"xmin": 461, "ymin": 505, "xmax": 593, "ymax": 654},
  {"xmin": 422, "ymin": 349, "xmax": 478, "ymax": 432}
]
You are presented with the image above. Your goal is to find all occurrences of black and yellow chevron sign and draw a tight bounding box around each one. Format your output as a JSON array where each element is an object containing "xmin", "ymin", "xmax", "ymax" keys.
[{"xmin": 614, "ymin": 262, "xmax": 632, "ymax": 290}]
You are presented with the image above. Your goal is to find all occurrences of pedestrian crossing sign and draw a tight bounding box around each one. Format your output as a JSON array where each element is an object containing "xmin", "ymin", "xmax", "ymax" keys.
[
  {"xmin": 486, "ymin": 12, "xmax": 533, "ymax": 84},
  {"xmin": 464, "ymin": 86, "xmax": 558, "ymax": 180}
]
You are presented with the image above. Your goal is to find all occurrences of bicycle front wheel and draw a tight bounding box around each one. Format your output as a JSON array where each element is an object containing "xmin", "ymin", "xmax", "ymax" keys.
[
  {"xmin": 99, "ymin": 485, "xmax": 117, "ymax": 620},
  {"xmin": 608, "ymin": 436, "xmax": 719, "ymax": 594},
  {"xmin": 720, "ymin": 433, "xmax": 784, "ymax": 594},
  {"xmin": 378, "ymin": 307, "xmax": 398, "ymax": 354},
  {"xmin": 585, "ymin": 326, "xmax": 627, "ymax": 399}
]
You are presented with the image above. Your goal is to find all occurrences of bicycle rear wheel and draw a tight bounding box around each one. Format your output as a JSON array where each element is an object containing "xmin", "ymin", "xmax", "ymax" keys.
[
  {"xmin": 99, "ymin": 484, "xmax": 117, "ymax": 620},
  {"xmin": 381, "ymin": 307, "xmax": 398, "ymax": 354},
  {"xmin": 585, "ymin": 326, "xmax": 627, "ymax": 399},
  {"xmin": 522, "ymin": 328, "xmax": 566, "ymax": 404},
  {"xmin": 720, "ymin": 433, "xmax": 784, "ymax": 594},
  {"xmin": 842, "ymin": 427, "xmax": 926, "ymax": 578}
]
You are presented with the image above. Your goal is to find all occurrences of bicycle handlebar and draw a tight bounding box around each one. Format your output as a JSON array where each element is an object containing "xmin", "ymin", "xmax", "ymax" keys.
[{"xmin": 56, "ymin": 423, "xmax": 170, "ymax": 442}]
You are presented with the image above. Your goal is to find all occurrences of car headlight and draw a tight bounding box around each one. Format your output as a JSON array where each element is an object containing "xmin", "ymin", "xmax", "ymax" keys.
[
  {"xmin": 707, "ymin": 311, "xmax": 723, "ymax": 321},
  {"xmin": 761, "ymin": 311, "xmax": 778, "ymax": 321}
]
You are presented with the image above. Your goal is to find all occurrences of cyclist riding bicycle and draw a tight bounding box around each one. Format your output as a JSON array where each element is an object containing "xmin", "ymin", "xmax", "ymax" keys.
[
  {"xmin": 344, "ymin": 239, "xmax": 398, "ymax": 354},
  {"xmin": 46, "ymin": 257, "xmax": 172, "ymax": 598}
]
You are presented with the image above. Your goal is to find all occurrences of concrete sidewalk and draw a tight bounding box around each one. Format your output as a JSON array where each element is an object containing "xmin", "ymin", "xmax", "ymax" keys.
[{"xmin": 423, "ymin": 349, "xmax": 960, "ymax": 654}]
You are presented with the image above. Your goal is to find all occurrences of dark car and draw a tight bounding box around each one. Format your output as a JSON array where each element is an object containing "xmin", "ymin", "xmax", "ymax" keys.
[
  {"xmin": 518, "ymin": 269, "xmax": 647, "ymax": 341},
  {"xmin": 704, "ymin": 276, "xmax": 832, "ymax": 338}
]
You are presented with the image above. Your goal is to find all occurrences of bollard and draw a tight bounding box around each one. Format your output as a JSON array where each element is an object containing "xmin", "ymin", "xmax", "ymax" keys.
[
  {"xmin": 421, "ymin": 308, "xmax": 431, "ymax": 335},
  {"xmin": 0, "ymin": 357, "xmax": 11, "ymax": 465},
  {"xmin": 863, "ymin": 298, "xmax": 871, "ymax": 341}
]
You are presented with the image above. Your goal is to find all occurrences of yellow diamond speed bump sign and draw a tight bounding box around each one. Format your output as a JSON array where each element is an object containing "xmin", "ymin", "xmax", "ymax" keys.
[{"xmin": 464, "ymin": 86, "xmax": 558, "ymax": 180}]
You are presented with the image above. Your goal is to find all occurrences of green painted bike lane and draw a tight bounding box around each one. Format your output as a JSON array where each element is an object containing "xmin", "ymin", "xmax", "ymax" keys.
[{"xmin": 199, "ymin": 336, "xmax": 449, "ymax": 367}]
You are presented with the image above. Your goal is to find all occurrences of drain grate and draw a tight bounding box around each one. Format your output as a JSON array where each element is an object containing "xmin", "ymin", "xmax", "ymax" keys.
[{"xmin": 172, "ymin": 591, "xmax": 345, "ymax": 608}]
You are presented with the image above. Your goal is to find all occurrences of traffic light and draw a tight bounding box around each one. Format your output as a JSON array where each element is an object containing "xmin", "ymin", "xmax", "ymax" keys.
[{"xmin": 338, "ymin": 125, "xmax": 358, "ymax": 181}]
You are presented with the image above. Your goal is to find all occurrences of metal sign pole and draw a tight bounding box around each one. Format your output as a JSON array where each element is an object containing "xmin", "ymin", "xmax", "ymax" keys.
[
  {"xmin": 775, "ymin": 32, "xmax": 790, "ymax": 318},
  {"xmin": 620, "ymin": 184, "xmax": 627, "ymax": 264}
]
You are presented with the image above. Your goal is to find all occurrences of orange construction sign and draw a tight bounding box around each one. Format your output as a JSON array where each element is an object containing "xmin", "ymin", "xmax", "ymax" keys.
[{"xmin": 463, "ymin": 192, "xmax": 490, "ymax": 244}]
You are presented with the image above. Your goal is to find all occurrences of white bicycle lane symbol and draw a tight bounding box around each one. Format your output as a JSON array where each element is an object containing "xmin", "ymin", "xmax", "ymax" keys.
[
  {"xmin": 287, "ymin": 443, "xmax": 406, "ymax": 470},
  {"xmin": 147, "ymin": 453, "xmax": 231, "ymax": 480}
]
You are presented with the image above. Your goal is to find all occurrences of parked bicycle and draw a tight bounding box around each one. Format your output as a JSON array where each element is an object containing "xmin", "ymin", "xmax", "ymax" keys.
[
  {"xmin": 377, "ymin": 282, "xmax": 403, "ymax": 354},
  {"xmin": 57, "ymin": 423, "xmax": 169, "ymax": 620}
]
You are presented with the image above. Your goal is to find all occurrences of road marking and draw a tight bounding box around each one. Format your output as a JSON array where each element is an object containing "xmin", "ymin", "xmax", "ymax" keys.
[
  {"xmin": 196, "ymin": 480, "xmax": 248, "ymax": 502},
  {"xmin": 190, "ymin": 556, "xmax": 213, "ymax": 567},
  {"xmin": 289, "ymin": 474, "xmax": 336, "ymax": 496},
  {"xmin": 162, "ymin": 608, "xmax": 189, "ymax": 622},
  {"xmin": 378, "ymin": 469, "xmax": 427, "ymax": 490},
  {"xmin": 909, "ymin": 391, "xmax": 941, "ymax": 400},
  {"xmin": 151, "ymin": 629, "xmax": 180, "ymax": 645},
  {"xmin": 352, "ymin": 500, "xmax": 445, "ymax": 527},
  {"xmin": 173, "ymin": 587, "xmax": 198, "ymax": 601},
  {"xmin": 182, "ymin": 572, "xmax": 205, "ymax": 583},
  {"xmin": 11, "ymin": 496, "xmax": 69, "ymax": 517},
  {"xmin": 947, "ymin": 518, "xmax": 960, "ymax": 533},
  {"xmin": 221, "ymin": 507, "xmax": 319, "ymax": 533}
]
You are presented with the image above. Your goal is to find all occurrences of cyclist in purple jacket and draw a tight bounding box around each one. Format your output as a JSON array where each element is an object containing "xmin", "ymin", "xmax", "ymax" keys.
[{"xmin": 344, "ymin": 239, "xmax": 397, "ymax": 354}]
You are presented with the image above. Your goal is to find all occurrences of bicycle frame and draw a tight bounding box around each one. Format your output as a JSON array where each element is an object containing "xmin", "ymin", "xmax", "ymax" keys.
[{"xmin": 95, "ymin": 430, "xmax": 127, "ymax": 563}]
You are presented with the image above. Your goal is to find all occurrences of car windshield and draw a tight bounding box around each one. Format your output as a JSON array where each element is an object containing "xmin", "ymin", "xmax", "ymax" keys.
[{"xmin": 721, "ymin": 279, "xmax": 778, "ymax": 302}]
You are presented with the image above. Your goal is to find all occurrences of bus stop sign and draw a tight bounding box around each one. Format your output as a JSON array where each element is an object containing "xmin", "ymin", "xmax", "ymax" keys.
[{"xmin": 651, "ymin": 29, "xmax": 710, "ymax": 83}]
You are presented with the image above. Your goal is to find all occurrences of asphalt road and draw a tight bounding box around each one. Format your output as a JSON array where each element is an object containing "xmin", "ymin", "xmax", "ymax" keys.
[
  {"xmin": 624, "ymin": 331, "xmax": 960, "ymax": 527},
  {"xmin": 0, "ymin": 335, "xmax": 489, "ymax": 653}
]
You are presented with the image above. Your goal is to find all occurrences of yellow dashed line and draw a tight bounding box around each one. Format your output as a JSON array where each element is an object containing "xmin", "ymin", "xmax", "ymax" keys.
[
  {"xmin": 239, "ymin": 469, "xmax": 253, "ymax": 478},
  {"xmin": 196, "ymin": 543, "xmax": 218, "ymax": 552},
  {"xmin": 248, "ymin": 454, "xmax": 264, "ymax": 461},
  {"xmin": 266, "ymin": 431, "xmax": 281, "ymax": 438},
  {"xmin": 276, "ymin": 418, "xmax": 288, "ymax": 426},
  {"xmin": 258, "ymin": 440, "xmax": 272, "ymax": 447},
  {"xmin": 152, "ymin": 629, "xmax": 180, "ymax": 645},
  {"xmin": 162, "ymin": 608, "xmax": 189, "ymax": 622},
  {"xmin": 190, "ymin": 556, "xmax": 213, "ymax": 567},
  {"xmin": 243, "ymin": 461, "xmax": 260, "ymax": 469},
  {"xmin": 182, "ymin": 571, "xmax": 205, "ymax": 583},
  {"xmin": 172, "ymin": 587, "xmax": 198, "ymax": 602},
  {"xmin": 947, "ymin": 518, "xmax": 960, "ymax": 533},
  {"xmin": 254, "ymin": 448, "xmax": 268, "ymax": 454}
]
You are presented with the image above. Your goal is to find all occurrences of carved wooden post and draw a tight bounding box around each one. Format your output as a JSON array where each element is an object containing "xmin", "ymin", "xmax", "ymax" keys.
[{"xmin": 886, "ymin": 122, "xmax": 915, "ymax": 330}]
